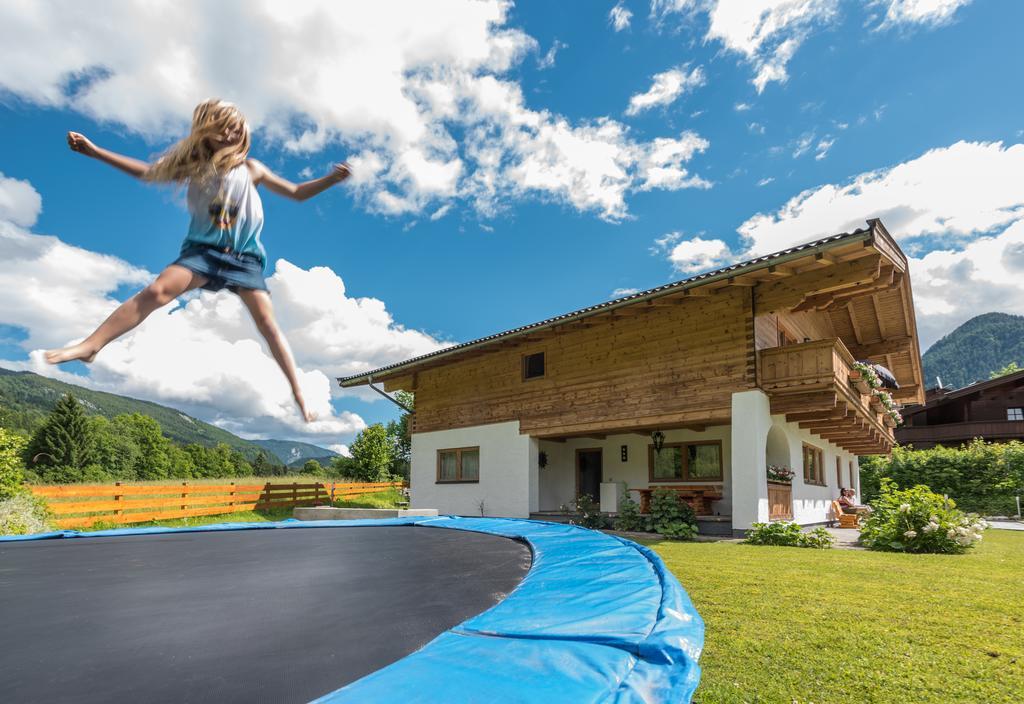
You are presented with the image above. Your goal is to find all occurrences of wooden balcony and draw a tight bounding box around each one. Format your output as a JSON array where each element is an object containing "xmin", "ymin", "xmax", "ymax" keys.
[
  {"xmin": 759, "ymin": 339, "xmax": 895, "ymax": 455},
  {"xmin": 895, "ymin": 420, "xmax": 1024, "ymax": 448}
]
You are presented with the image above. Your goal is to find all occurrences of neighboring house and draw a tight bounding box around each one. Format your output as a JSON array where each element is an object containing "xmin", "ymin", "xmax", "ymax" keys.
[
  {"xmin": 340, "ymin": 220, "xmax": 925, "ymax": 534},
  {"xmin": 896, "ymin": 369, "xmax": 1024, "ymax": 449}
]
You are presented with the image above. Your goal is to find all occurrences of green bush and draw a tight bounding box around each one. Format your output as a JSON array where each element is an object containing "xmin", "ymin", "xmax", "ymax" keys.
[
  {"xmin": 0, "ymin": 492, "xmax": 51, "ymax": 536},
  {"xmin": 561, "ymin": 494, "xmax": 607, "ymax": 530},
  {"xmin": 613, "ymin": 496, "xmax": 646, "ymax": 532},
  {"xmin": 0, "ymin": 427, "xmax": 28, "ymax": 499},
  {"xmin": 745, "ymin": 521, "xmax": 835, "ymax": 549},
  {"xmin": 861, "ymin": 440, "xmax": 1024, "ymax": 516},
  {"xmin": 646, "ymin": 488, "xmax": 699, "ymax": 540},
  {"xmin": 860, "ymin": 479, "xmax": 987, "ymax": 554}
]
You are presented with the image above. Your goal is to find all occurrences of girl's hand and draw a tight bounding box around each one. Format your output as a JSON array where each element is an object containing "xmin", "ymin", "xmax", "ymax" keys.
[
  {"xmin": 67, "ymin": 131, "xmax": 98, "ymax": 157},
  {"xmin": 331, "ymin": 162, "xmax": 352, "ymax": 183}
]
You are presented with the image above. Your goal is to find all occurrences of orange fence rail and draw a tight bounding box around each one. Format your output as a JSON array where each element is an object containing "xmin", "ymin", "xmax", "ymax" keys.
[{"xmin": 32, "ymin": 480, "xmax": 407, "ymax": 530}]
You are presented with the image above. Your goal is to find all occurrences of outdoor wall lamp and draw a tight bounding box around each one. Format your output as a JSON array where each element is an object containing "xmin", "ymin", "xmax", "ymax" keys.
[{"xmin": 651, "ymin": 430, "xmax": 666, "ymax": 454}]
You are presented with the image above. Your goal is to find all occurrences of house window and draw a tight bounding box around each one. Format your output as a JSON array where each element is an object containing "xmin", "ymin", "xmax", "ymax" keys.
[
  {"xmin": 802, "ymin": 443, "xmax": 825, "ymax": 486},
  {"xmin": 648, "ymin": 441, "xmax": 723, "ymax": 482},
  {"xmin": 522, "ymin": 352, "xmax": 545, "ymax": 380},
  {"xmin": 1008, "ymin": 408, "xmax": 1023, "ymax": 421},
  {"xmin": 437, "ymin": 447, "xmax": 480, "ymax": 483},
  {"xmin": 836, "ymin": 457, "xmax": 842, "ymax": 488}
]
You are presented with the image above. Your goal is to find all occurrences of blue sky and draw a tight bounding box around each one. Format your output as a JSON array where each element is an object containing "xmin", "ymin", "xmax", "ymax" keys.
[{"xmin": 0, "ymin": 1, "xmax": 1022, "ymax": 450}]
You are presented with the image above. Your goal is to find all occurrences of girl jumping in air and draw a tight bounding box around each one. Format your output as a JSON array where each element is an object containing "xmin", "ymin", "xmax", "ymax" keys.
[{"xmin": 46, "ymin": 98, "xmax": 349, "ymax": 422}]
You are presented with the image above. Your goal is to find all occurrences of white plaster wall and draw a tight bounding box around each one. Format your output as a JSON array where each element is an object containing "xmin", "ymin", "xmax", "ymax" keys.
[
  {"xmin": 731, "ymin": 390, "xmax": 773, "ymax": 530},
  {"xmin": 410, "ymin": 420, "xmax": 532, "ymax": 518},
  {"xmin": 779, "ymin": 418, "xmax": 861, "ymax": 525},
  {"xmin": 536, "ymin": 426, "xmax": 732, "ymax": 513}
]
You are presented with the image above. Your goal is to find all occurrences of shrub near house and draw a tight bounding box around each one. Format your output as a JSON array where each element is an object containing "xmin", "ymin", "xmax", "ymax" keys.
[{"xmin": 860, "ymin": 479, "xmax": 986, "ymax": 554}]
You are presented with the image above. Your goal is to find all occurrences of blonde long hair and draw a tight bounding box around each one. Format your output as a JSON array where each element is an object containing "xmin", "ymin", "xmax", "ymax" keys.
[{"xmin": 145, "ymin": 99, "xmax": 251, "ymax": 183}]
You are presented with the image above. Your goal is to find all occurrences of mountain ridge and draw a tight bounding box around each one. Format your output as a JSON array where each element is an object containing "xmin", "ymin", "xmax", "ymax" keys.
[{"xmin": 921, "ymin": 312, "xmax": 1024, "ymax": 390}]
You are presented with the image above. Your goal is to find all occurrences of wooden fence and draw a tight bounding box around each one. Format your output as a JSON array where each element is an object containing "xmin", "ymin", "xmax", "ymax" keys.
[{"xmin": 31, "ymin": 481, "xmax": 406, "ymax": 530}]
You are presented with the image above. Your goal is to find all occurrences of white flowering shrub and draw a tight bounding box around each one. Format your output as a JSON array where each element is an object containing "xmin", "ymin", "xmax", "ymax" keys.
[
  {"xmin": 860, "ymin": 479, "xmax": 986, "ymax": 554},
  {"xmin": 0, "ymin": 492, "xmax": 52, "ymax": 536}
]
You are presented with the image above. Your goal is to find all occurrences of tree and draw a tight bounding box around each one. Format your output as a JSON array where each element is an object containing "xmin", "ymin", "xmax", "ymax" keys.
[
  {"xmin": 27, "ymin": 394, "xmax": 97, "ymax": 481},
  {"xmin": 990, "ymin": 361, "xmax": 1022, "ymax": 379},
  {"xmin": 348, "ymin": 424, "xmax": 394, "ymax": 482},
  {"xmin": 252, "ymin": 451, "xmax": 272, "ymax": 477},
  {"xmin": 0, "ymin": 427, "xmax": 28, "ymax": 498},
  {"xmin": 329, "ymin": 454, "xmax": 357, "ymax": 479},
  {"xmin": 386, "ymin": 391, "xmax": 414, "ymax": 480},
  {"xmin": 303, "ymin": 459, "xmax": 325, "ymax": 477},
  {"xmin": 113, "ymin": 414, "xmax": 172, "ymax": 480},
  {"xmin": 90, "ymin": 416, "xmax": 142, "ymax": 480}
]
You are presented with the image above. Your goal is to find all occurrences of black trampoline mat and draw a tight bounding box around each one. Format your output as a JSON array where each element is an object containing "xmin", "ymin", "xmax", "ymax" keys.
[{"xmin": 0, "ymin": 526, "xmax": 531, "ymax": 704}]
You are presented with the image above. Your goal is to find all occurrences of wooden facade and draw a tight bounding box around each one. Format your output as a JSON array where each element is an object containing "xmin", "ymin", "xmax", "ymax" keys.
[
  {"xmin": 896, "ymin": 370, "xmax": 1024, "ymax": 449},
  {"xmin": 341, "ymin": 220, "xmax": 925, "ymax": 454}
]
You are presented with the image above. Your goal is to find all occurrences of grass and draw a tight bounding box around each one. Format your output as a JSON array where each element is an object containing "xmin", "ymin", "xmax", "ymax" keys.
[
  {"xmin": 332, "ymin": 487, "xmax": 405, "ymax": 509},
  {"xmin": 648, "ymin": 530, "xmax": 1023, "ymax": 703}
]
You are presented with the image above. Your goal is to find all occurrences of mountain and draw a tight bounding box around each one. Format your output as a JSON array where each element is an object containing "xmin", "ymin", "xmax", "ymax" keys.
[
  {"xmin": 0, "ymin": 367, "xmax": 281, "ymax": 463},
  {"xmin": 253, "ymin": 439, "xmax": 339, "ymax": 468},
  {"xmin": 922, "ymin": 313, "xmax": 1024, "ymax": 390}
]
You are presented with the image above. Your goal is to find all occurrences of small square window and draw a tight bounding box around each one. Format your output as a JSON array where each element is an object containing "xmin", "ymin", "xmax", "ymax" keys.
[
  {"xmin": 1008, "ymin": 408, "xmax": 1023, "ymax": 421},
  {"xmin": 522, "ymin": 352, "xmax": 545, "ymax": 380}
]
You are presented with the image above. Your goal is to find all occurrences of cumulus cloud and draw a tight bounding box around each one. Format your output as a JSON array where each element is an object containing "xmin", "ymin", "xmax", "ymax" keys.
[
  {"xmin": 610, "ymin": 3, "xmax": 634, "ymax": 31},
  {"xmin": 653, "ymin": 232, "xmax": 732, "ymax": 274},
  {"xmin": 732, "ymin": 140, "xmax": 1024, "ymax": 348},
  {"xmin": 874, "ymin": 0, "xmax": 973, "ymax": 29},
  {"xmin": 625, "ymin": 64, "xmax": 706, "ymax": 116},
  {"xmin": 0, "ymin": 0, "xmax": 710, "ymax": 223},
  {"xmin": 0, "ymin": 173, "xmax": 43, "ymax": 228},
  {"xmin": 0, "ymin": 177, "xmax": 449, "ymax": 443},
  {"xmin": 653, "ymin": 0, "xmax": 967, "ymax": 92},
  {"xmin": 611, "ymin": 287, "xmax": 640, "ymax": 298}
]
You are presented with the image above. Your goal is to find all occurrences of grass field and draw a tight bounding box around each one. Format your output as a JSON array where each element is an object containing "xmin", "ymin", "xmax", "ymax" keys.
[{"xmin": 649, "ymin": 530, "xmax": 1023, "ymax": 704}]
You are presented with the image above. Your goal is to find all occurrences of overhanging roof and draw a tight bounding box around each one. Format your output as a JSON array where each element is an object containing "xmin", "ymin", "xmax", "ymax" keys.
[
  {"xmin": 903, "ymin": 368, "xmax": 1024, "ymax": 415},
  {"xmin": 339, "ymin": 221, "xmax": 892, "ymax": 388}
]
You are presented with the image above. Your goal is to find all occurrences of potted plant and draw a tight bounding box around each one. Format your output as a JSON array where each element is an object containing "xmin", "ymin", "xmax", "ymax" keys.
[
  {"xmin": 767, "ymin": 465, "xmax": 794, "ymax": 484},
  {"xmin": 849, "ymin": 361, "xmax": 880, "ymax": 395}
]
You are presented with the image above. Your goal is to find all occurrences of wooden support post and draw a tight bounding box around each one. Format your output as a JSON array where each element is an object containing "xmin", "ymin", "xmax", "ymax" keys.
[
  {"xmin": 181, "ymin": 481, "xmax": 188, "ymax": 513},
  {"xmin": 229, "ymin": 482, "xmax": 236, "ymax": 509},
  {"xmin": 114, "ymin": 482, "xmax": 123, "ymax": 518}
]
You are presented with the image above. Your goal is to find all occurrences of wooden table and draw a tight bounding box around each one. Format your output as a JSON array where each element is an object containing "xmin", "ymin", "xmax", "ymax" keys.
[{"xmin": 632, "ymin": 486, "xmax": 723, "ymax": 515}]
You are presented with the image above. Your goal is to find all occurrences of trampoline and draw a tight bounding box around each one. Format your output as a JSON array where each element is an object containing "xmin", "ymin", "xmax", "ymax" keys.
[{"xmin": 0, "ymin": 516, "xmax": 704, "ymax": 703}]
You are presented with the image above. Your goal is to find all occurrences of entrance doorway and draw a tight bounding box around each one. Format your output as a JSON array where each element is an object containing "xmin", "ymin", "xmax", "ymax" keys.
[{"xmin": 576, "ymin": 449, "xmax": 603, "ymax": 500}]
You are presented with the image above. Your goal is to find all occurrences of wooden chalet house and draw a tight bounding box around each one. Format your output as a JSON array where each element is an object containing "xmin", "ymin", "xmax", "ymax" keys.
[
  {"xmin": 340, "ymin": 220, "xmax": 925, "ymax": 535},
  {"xmin": 896, "ymin": 369, "xmax": 1024, "ymax": 449}
]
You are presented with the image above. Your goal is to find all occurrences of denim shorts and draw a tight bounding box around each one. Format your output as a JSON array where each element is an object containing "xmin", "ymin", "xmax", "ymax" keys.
[{"xmin": 173, "ymin": 245, "xmax": 268, "ymax": 293}]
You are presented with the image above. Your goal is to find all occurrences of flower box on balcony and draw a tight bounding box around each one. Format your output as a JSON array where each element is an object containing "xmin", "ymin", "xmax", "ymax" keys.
[
  {"xmin": 870, "ymin": 397, "xmax": 885, "ymax": 412},
  {"xmin": 883, "ymin": 414, "xmax": 897, "ymax": 428},
  {"xmin": 848, "ymin": 370, "xmax": 872, "ymax": 395}
]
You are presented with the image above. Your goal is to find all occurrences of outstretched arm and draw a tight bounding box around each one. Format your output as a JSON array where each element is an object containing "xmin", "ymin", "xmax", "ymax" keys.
[
  {"xmin": 248, "ymin": 159, "xmax": 351, "ymax": 201},
  {"xmin": 67, "ymin": 132, "xmax": 150, "ymax": 179}
]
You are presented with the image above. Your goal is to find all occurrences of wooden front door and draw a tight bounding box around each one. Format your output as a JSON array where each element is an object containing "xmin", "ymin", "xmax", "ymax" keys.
[{"xmin": 576, "ymin": 449, "xmax": 603, "ymax": 500}]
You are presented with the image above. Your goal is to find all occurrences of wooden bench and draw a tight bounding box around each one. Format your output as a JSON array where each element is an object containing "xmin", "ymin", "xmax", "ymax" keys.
[
  {"xmin": 633, "ymin": 486, "xmax": 723, "ymax": 516},
  {"xmin": 831, "ymin": 500, "xmax": 860, "ymax": 529}
]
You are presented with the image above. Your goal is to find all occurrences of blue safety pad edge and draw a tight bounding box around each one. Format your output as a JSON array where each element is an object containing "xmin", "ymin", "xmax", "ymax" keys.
[{"xmin": 1, "ymin": 515, "xmax": 703, "ymax": 702}]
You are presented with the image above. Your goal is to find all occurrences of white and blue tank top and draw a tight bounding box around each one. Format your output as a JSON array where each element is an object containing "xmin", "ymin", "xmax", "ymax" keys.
[{"xmin": 183, "ymin": 162, "xmax": 266, "ymax": 265}]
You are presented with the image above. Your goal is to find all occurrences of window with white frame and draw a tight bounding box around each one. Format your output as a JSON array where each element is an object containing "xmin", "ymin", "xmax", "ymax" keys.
[{"xmin": 1008, "ymin": 408, "xmax": 1023, "ymax": 421}]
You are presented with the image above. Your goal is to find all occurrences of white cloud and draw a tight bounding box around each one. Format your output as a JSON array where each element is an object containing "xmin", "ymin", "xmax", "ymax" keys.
[
  {"xmin": 814, "ymin": 137, "xmax": 834, "ymax": 160},
  {"xmin": 749, "ymin": 122, "xmax": 766, "ymax": 135},
  {"xmin": 610, "ymin": 3, "xmax": 634, "ymax": 31},
  {"xmin": 0, "ymin": 173, "xmax": 43, "ymax": 228},
  {"xmin": 625, "ymin": 64, "xmax": 706, "ymax": 116},
  {"xmin": 654, "ymin": 0, "xmax": 839, "ymax": 93},
  {"xmin": 611, "ymin": 287, "xmax": 641, "ymax": 298},
  {"xmin": 653, "ymin": 232, "xmax": 732, "ymax": 274},
  {"xmin": 0, "ymin": 0, "xmax": 709, "ymax": 223},
  {"xmin": 874, "ymin": 0, "xmax": 973, "ymax": 29},
  {"xmin": 537, "ymin": 39, "xmax": 567, "ymax": 70},
  {"xmin": 733, "ymin": 140, "xmax": 1024, "ymax": 348},
  {"xmin": 0, "ymin": 178, "xmax": 450, "ymax": 443},
  {"xmin": 757, "ymin": 176, "xmax": 775, "ymax": 186},
  {"xmin": 734, "ymin": 102, "xmax": 752, "ymax": 112},
  {"xmin": 792, "ymin": 132, "xmax": 815, "ymax": 158}
]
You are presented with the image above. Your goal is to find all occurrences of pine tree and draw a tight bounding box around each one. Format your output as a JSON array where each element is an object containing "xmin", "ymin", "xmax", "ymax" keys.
[{"xmin": 27, "ymin": 394, "xmax": 97, "ymax": 477}]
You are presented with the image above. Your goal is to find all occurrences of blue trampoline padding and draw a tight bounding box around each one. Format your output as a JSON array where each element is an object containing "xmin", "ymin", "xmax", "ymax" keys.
[{"xmin": 2, "ymin": 515, "xmax": 704, "ymax": 703}]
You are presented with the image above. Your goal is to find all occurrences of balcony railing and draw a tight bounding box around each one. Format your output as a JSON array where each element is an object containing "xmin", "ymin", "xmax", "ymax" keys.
[
  {"xmin": 759, "ymin": 338, "xmax": 894, "ymax": 454},
  {"xmin": 896, "ymin": 420, "xmax": 1024, "ymax": 446}
]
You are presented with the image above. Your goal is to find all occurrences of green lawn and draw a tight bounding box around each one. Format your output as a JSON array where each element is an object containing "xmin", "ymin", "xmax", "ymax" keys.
[{"xmin": 649, "ymin": 530, "xmax": 1023, "ymax": 703}]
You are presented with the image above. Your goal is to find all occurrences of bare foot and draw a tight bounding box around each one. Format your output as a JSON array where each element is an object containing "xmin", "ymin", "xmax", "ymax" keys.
[{"xmin": 45, "ymin": 343, "xmax": 98, "ymax": 365}]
